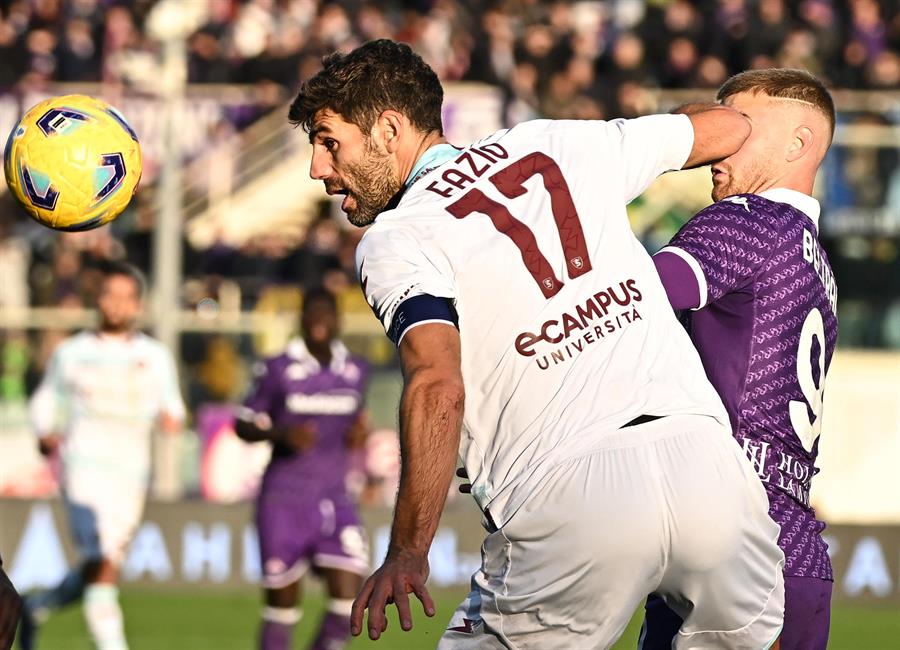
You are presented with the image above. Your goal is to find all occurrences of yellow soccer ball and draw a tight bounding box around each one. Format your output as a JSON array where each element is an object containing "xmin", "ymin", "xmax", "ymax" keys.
[{"xmin": 3, "ymin": 94, "xmax": 142, "ymax": 231}]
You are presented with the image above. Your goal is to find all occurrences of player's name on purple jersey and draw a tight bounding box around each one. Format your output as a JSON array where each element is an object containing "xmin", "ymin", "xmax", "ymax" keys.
[
  {"xmin": 802, "ymin": 228, "xmax": 837, "ymax": 313},
  {"xmin": 666, "ymin": 189, "xmax": 838, "ymax": 579},
  {"xmin": 240, "ymin": 338, "xmax": 368, "ymax": 494}
]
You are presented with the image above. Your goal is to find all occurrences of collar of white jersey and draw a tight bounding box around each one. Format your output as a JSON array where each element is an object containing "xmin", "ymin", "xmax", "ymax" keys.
[
  {"xmin": 758, "ymin": 188, "xmax": 821, "ymax": 231},
  {"xmin": 404, "ymin": 144, "xmax": 460, "ymax": 189},
  {"xmin": 286, "ymin": 337, "xmax": 348, "ymax": 374},
  {"xmin": 94, "ymin": 330, "xmax": 141, "ymax": 343}
]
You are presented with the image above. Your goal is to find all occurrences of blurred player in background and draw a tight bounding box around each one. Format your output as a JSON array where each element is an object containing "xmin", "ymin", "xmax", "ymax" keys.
[
  {"xmin": 235, "ymin": 288, "xmax": 370, "ymax": 650},
  {"xmin": 20, "ymin": 262, "xmax": 185, "ymax": 650},
  {"xmin": 645, "ymin": 69, "xmax": 838, "ymax": 650},
  {"xmin": 291, "ymin": 40, "xmax": 785, "ymax": 649},
  {"xmin": 0, "ymin": 561, "xmax": 21, "ymax": 650}
]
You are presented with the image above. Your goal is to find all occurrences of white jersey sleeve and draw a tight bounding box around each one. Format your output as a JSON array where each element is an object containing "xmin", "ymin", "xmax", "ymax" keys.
[
  {"xmin": 604, "ymin": 113, "xmax": 694, "ymax": 204},
  {"xmin": 29, "ymin": 344, "xmax": 68, "ymax": 438},
  {"xmin": 357, "ymin": 225, "xmax": 458, "ymax": 343}
]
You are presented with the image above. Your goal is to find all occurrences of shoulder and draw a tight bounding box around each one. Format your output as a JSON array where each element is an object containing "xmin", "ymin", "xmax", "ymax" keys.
[
  {"xmin": 356, "ymin": 216, "xmax": 441, "ymax": 270},
  {"xmin": 346, "ymin": 354, "xmax": 369, "ymax": 376},
  {"xmin": 138, "ymin": 334, "xmax": 176, "ymax": 360},
  {"xmin": 501, "ymin": 117, "xmax": 609, "ymax": 144},
  {"xmin": 263, "ymin": 351, "xmax": 292, "ymax": 373},
  {"xmin": 62, "ymin": 331, "xmax": 90, "ymax": 349},
  {"xmin": 52, "ymin": 334, "xmax": 85, "ymax": 362},
  {"xmin": 249, "ymin": 353, "xmax": 288, "ymax": 384},
  {"xmin": 682, "ymin": 194, "xmax": 788, "ymax": 238},
  {"xmin": 340, "ymin": 354, "xmax": 369, "ymax": 386},
  {"xmin": 358, "ymin": 216, "xmax": 412, "ymax": 250},
  {"xmin": 60, "ymin": 330, "xmax": 99, "ymax": 354}
]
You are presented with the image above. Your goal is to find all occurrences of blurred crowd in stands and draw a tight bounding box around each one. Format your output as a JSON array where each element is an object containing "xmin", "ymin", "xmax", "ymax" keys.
[
  {"xmin": 0, "ymin": 0, "xmax": 898, "ymax": 402},
  {"xmin": 0, "ymin": 0, "xmax": 898, "ymax": 118}
]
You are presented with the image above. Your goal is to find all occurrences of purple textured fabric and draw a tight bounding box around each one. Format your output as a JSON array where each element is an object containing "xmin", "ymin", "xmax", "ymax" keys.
[
  {"xmin": 668, "ymin": 193, "xmax": 838, "ymax": 580},
  {"xmin": 311, "ymin": 612, "xmax": 352, "ymax": 650},
  {"xmin": 257, "ymin": 492, "xmax": 367, "ymax": 583},
  {"xmin": 653, "ymin": 251, "xmax": 702, "ymax": 310}
]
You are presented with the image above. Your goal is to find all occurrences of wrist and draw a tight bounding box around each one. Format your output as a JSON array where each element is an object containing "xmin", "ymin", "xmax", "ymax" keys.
[{"xmin": 386, "ymin": 543, "xmax": 428, "ymax": 562}]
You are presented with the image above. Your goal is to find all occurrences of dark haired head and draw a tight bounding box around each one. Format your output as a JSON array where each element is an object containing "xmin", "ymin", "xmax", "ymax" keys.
[
  {"xmin": 101, "ymin": 261, "xmax": 147, "ymax": 298},
  {"xmin": 288, "ymin": 39, "xmax": 444, "ymax": 137},
  {"xmin": 302, "ymin": 287, "xmax": 337, "ymax": 315}
]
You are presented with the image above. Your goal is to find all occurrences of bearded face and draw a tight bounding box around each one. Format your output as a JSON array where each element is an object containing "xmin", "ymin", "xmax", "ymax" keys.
[
  {"xmin": 711, "ymin": 150, "xmax": 776, "ymax": 202},
  {"xmin": 319, "ymin": 135, "xmax": 401, "ymax": 227}
]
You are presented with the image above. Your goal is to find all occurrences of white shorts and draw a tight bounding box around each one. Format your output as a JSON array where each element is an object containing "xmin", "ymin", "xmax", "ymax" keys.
[
  {"xmin": 440, "ymin": 415, "xmax": 784, "ymax": 650},
  {"xmin": 64, "ymin": 471, "xmax": 147, "ymax": 567}
]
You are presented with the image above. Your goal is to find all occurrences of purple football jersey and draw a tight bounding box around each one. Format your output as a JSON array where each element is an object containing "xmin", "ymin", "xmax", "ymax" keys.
[
  {"xmin": 668, "ymin": 192, "xmax": 838, "ymax": 579},
  {"xmin": 242, "ymin": 338, "xmax": 369, "ymax": 497}
]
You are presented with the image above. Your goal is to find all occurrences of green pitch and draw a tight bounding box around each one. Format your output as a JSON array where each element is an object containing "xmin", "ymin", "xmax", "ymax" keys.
[{"xmin": 28, "ymin": 587, "xmax": 900, "ymax": 649}]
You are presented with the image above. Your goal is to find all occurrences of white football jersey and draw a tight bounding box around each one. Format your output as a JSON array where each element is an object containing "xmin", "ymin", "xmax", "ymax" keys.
[
  {"xmin": 357, "ymin": 114, "xmax": 729, "ymax": 526},
  {"xmin": 29, "ymin": 331, "xmax": 185, "ymax": 483}
]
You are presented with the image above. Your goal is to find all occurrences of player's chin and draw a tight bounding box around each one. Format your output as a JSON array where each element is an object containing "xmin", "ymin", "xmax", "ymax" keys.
[
  {"xmin": 711, "ymin": 183, "xmax": 730, "ymax": 202},
  {"xmin": 345, "ymin": 206, "xmax": 379, "ymax": 228}
]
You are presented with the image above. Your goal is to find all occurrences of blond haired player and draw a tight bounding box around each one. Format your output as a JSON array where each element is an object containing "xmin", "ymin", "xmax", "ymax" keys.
[
  {"xmin": 291, "ymin": 39, "xmax": 785, "ymax": 649},
  {"xmin": 645, "ymin": 69, "xmax": 839, "ymax": 650},
  {"xmin": 21, "ymin": 262, "xmax": 185, "ymax": 650}
]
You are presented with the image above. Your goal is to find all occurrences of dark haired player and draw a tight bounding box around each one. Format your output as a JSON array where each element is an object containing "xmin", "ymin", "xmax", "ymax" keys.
[
  {"xmin": 643, "ymin": 69, "xmax": 839, "ymax": 650},
  {"xmin": 22, "ymin": 262, "xmax": 185, "ymax": 650},
  {"xmin": 291, "ymin": 39, "xmax": 786, "ymax": 648},
  {"xmin": 235, "ymin": 288, "xmax": 370, "ymax": 650}
]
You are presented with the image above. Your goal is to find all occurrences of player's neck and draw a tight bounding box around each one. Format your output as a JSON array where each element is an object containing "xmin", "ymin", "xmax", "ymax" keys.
[
  {"xmin": 401, "ymin": 131, "xmax": 450, "ymax": 186},
  {"xmin": 759, "ymin": 168, "xmax": 815, "ymax": 196},
  {"xmin": 306, "ymin": 342, "xmax": 332, "ymax": 367},
  {"xmin": 97, "ymin": 327, "xmax": 134, "ymax": 340},
  {"xmin": 745, "ymin": 168, "xmax": 815, "ymax": 196},
  {"xmin": 779, "ymin": 177, "xmax": 815, "ymax": 196}
]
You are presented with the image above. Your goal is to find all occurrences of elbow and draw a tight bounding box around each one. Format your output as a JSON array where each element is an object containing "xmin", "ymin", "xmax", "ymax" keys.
[
  {"xmin": 409, "ymin": 373, "xmax": 465, "ymax": 414},
  {"xmin": 427, "ymin": 378, "xmax": 465, "ymax": 412}
]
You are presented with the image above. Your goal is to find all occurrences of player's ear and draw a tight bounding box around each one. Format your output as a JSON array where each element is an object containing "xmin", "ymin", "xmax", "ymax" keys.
[
  {"xmin": 787, "ymin": 125, "xmax": 814, "ymax": 163},
  {"xmin": 377, "ymin": 110, "xmax": 404, "ymax": 154}
]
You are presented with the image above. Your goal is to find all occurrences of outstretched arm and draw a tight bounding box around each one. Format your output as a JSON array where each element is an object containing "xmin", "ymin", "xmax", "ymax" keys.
[
  {"xmin": 351, "ymin": 322, "xmax": 465, "ymax": 641},
  {"xmin": 675, "ymin": 103, "xmax": 751, "ymax": 169}
]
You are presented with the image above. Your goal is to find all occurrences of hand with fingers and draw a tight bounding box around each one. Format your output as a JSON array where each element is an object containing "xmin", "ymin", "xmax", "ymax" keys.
[{"xmin": 350, "ymin": 550, "xmax": 435, "ymax": 641}]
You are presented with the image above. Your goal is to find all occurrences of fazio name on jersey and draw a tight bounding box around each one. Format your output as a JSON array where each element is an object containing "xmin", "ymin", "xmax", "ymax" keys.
[{"xmin": 425, "ymin": 144, "xmax": 510, "ymax": 198}]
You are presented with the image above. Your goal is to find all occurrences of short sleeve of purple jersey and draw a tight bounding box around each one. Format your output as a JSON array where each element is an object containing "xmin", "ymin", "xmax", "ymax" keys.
[
  {"xmin": 240, "ymin": 358, "xmax": 283, "ymax": 420},
  {"xmin": 662, "ymin": 196, "xmax": 781, "ymax": 308}
]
